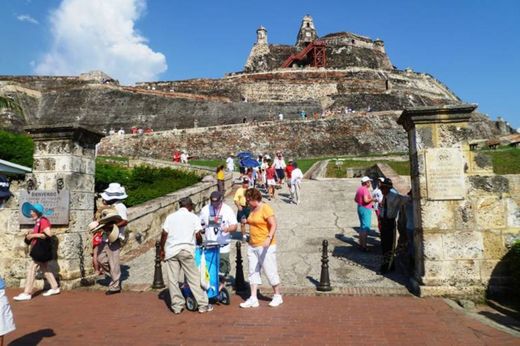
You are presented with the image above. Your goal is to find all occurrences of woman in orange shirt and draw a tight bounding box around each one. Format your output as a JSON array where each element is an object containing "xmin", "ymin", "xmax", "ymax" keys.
[{"xmin": 239, "ymin": 188, "xmax": 283, "ymax": 308}]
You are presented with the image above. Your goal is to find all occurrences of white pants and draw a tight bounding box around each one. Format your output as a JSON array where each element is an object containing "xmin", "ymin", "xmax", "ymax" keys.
[
  {"xmin": 247, "ymin": 245, "xmax": 280, "ymax": 286},
  {"xmin": 0, "ymin": 290, "xmax": 15, "ymax": 336},
  {"xmin": 291, "ymin": 182, "xmax": 301, "ymax": 203}
]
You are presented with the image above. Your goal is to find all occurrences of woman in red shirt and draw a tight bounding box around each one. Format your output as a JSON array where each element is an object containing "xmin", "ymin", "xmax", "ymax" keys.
[
  {"xmin": 265, "ymin": 161, "xmax": 277, "ymax": 200},
  {"xmin": 14, "ymin": 203, "xmax": 60, "ymax": 301}
]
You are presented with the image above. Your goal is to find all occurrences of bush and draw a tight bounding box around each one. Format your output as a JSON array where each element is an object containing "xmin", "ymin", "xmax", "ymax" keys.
[
  {"xmin": 95, "ymin": 164, "xmax": 200, "ymax": 207},
  {"xmin": 0, "ymin": 130, "xmax": 33, "ymax": 167}
]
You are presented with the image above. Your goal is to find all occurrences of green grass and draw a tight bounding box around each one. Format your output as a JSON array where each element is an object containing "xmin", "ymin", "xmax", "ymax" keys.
[
  {"xmin": 95, "ymin": 164, "xmax": 200, "ymax": 207},
  {"xmin": 481, "ymin": 147, "xmax": 520, "ymax": 174},
  {"xmin": 189, "ymin": 159, "xmax": 224, "ymax": 168},
  {"xmin": 326, "ymin": 159, "xmax": 410, "ymax": 177}
]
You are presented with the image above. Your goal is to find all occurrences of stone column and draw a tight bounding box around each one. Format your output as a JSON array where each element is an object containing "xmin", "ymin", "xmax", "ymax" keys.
[
  {"xmin": 24, "ymin": 125, "xmax": 104, "ymax": 289},
  {"xmin": 398, "ymin": 104, "xmax": 488, "ymax": 297}
]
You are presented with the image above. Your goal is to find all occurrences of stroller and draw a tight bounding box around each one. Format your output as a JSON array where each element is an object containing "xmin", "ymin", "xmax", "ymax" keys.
[{"xmin": 181, "ymin": 241, "xmax": 231, "ymax": 311}]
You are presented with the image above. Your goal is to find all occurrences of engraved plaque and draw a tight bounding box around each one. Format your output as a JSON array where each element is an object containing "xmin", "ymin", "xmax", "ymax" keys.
[
  {"xmin": 19, "ymin": 190, "xmax": 70, "ymax": 225},
  {"xmin": 425, "ymin": 148, "xmax": 465, "ymax": 200}
]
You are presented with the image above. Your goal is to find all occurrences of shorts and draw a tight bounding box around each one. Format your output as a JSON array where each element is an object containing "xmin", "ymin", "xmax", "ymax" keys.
[
  {"xmin": 0, "ymin": 290, "xmax": 15, "ymax": 336},
  {"xmin": 275, "ymin": 169, "xmax": 285, "ymax": 180},
  {"xmin": 237, "ymin": 207, "xmax": 251, "ymax": 222},
  {"xmin": 267, "ymin": 179, "xmax": 276, "ymax": 186}
]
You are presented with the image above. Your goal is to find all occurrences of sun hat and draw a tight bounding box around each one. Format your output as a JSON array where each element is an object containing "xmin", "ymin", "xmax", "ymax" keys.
[
  {"xmin": 90, "ymin": 223, "xmax": 119, "ymax": 243},
  {"xmin": 95, "ymin": 208, "xmax": 123, "ymax": 226},
  {"xmin": 210, "ymin": 191, "xmax": 223, "ymax": 202},
  {"xmin": 100, "ymin": 183, "xmax": 128, "ymax": 201},
  {"xmin": 0, "ymin": 175, "xmax": 11, "ymax": 199},
  {"xmin": 21, "ymin": 202, "xmax": 54, "ymax": 218},
  {"xmin": 360, "ymin": 176, "xmax": 371, "ymax": 183}
]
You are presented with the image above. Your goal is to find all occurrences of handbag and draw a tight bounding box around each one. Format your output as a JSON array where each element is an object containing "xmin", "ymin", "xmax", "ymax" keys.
[{"xmin": 29, "ymin": 218, "xmax": 53, "ymax": 263}]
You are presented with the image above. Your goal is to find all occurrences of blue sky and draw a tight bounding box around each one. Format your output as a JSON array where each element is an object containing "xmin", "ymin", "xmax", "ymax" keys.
[{"xmin": 1, "ymin": 0, "xmax": 519, "ymax": 129}]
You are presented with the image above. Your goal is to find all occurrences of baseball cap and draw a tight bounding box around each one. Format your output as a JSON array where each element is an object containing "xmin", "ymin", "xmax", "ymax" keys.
[
  {"xmin": 360, "ymin": 176, "xmax": 371, "ymax": 183},
  {"xmin": 378, "ymin": 177, "xmax": 385, "ymax": 183},
  {"xmin": 210, "ymin": 191, "xmax": 223, "ymax": 202}
]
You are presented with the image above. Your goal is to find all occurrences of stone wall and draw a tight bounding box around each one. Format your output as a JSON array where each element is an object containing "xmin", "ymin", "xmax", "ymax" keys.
[
  {"xmin": 97, "ymin": 112, "xmax": 505, "ymax": 161},
  {"xmin": 398, "ymin": 105, "xmax": 520, "ymax": 298}
]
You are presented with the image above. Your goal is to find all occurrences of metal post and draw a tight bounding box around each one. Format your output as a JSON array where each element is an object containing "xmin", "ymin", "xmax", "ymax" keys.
[
  {"xmin": 234, "ymin": 241, "xmax": 247, "ymax": 292},
  {"xmin": 152, "ymin": 240, "xmax": 165, "ymax": 289},
  {"xmin": 317, "ymin": 239, "xmax": 332, "ymax": 292}
]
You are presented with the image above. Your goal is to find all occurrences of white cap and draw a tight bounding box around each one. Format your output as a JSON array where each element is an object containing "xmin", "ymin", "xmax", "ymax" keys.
[
  {"xmin": 361, "ymin": 176, "xmax": 371, "ymax": 183},
  {"xmin": 378, "ymin": 177, "xmax": 385, "ymax": 183}
]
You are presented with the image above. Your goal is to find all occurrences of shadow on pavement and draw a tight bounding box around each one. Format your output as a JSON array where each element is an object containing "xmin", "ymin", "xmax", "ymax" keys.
[
  {"xmin": 333, "ymin": 233, "xmax": 410, "ymax": 288},
  {"xmin": 8, "ymin": 328, "xmax": 55, "ymax": 345},
  {"xmin": 478, "ymin": 311, "xmax": 520, "ymax": 332},
  {"xmin": 157, "ymin": 288, "xmax": 172, "ymax": 311}
]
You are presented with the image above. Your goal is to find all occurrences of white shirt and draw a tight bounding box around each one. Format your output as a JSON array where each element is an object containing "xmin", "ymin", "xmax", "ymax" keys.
[
  {"xmin": 162, "ymin": 207, "xmax": 202, "ymax": 260},
  {"xmin": 114, "ymin": 202, "xmax": 128, "ymax": 236},
  {"xmin": 180, "ymin": 153, "xmax": 188, "ymax": 164},
  {"xmin": 199, "ymin": 203, "xmax": 237, "ymax": 254},
  {"xmin": 226, "ymin": 157, "xmax": 234, "ymax": 171},
  {"xmin": 291, "ymin": 168, "xmax": 303, "ymax": 185},
  {"xmin": 273, "ymin": 157, "xmax": 286, "ymax": 169}
]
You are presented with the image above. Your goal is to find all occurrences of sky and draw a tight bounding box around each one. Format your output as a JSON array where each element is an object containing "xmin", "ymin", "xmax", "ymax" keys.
[{"xmin": 0, "ymin": 0, "xmax": 519, "ymax": 129}]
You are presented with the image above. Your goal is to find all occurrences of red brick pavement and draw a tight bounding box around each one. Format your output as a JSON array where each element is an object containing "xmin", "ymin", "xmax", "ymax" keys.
[{"xmin": 4, "ymin": 289, "xmax": 518, "ymax": 345}]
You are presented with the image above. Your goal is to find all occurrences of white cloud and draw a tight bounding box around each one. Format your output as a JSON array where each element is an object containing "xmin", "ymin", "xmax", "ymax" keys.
[
  {"xmin": 34, "ymin": 0, "xmax": 167, "ymax": 85},
  {"xmin": 17, "ymin": 14, "xmax": 39, "ymax": 24}
]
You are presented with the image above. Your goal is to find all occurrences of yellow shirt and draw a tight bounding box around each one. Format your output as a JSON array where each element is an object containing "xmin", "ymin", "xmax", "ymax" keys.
[
  {"xmin": 217, "ymin": 170, "xmax": 225, "ymax": 180},
  {"xmin": 248, "ymin": 203, "xmax": 276, "ymax": 247},
  {"xmin": 233, "ymin": 187, "xmax": 247, "ymax": 207}
]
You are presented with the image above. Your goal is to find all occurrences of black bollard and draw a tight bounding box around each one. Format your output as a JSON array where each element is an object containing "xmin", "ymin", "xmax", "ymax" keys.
[
  {"xmin": 317, "ymin": 239, "xmax": 332, "ymax": 292},
  {"xmin": 152, "ymin": 240, "xmax": 165, "ymax": 289},
  {"xmin": 234, "ymin": 241, "xmax": 247, "ymax": 292}
]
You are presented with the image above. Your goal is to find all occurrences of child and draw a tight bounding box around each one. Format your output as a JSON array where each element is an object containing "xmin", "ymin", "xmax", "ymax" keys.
[
  {"xmin": 0, "ymin": 275, "xmax": 16, "ymax": 345},
  {"xmin": 216, "ymin": 165, "xmax": 225, "ymax": 194},
  {"xmin": 92, "ymin": 230, "xmax": 103, "ymax": 275}
]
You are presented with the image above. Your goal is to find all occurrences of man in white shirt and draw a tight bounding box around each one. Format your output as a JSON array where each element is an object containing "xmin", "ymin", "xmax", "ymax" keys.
[
  {"xmin": 199, "ymin": 191, "xmax": 238, "ymax": 289},
  {"xmin": 180, "ymin": 151, "xmax": 189, "ymax": 164},
  {"xmin": 273, "ymin": 151, "xmax": 286, "ymax": 186},
  {"xmin": 160, "ymin": 197, "xmax": 212, "ymax": 314},
  {"xmin": 226, "ymin": 155, "xmax": 234, "ymax": 172},
  {"xmin": 290, "ymin": 162, "xmax": 304, "ymax": 204}
]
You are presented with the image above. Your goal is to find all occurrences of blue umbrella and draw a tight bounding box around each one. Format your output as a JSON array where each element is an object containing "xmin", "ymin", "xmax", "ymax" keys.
[
  {"xmin": 240, "ymin": 157, "xmax": 260, "ymax": 168},
  {"xmin": 237, "ymin": 151, "xmax": 254, "ymax": 159}
]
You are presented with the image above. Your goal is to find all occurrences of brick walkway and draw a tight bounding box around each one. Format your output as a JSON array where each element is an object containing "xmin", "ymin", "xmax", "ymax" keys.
[{"xmin": 4, "ymin": 289, "xmax": 518, "ymax": 345}]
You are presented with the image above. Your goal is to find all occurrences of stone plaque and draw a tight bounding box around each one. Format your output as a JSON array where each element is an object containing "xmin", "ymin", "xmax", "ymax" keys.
[
  {"xmin": 19, "ymin": 190, "xmax": 70, "ymax": 225},
  {"xmin": 425, "ymin": 148, "xmax": 465, "ymax": 200}
]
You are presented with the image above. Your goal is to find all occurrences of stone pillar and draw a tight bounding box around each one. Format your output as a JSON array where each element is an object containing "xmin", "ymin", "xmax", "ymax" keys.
[
  {"xmin": 398, "ymin": 104, "xmax": 491, "ymax": 297},
  {"xmin": 24, "ymin": 125, "xmax": 104, "ymax": 289}
]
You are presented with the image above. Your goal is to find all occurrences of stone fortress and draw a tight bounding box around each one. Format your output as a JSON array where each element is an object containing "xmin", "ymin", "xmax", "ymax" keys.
[{"xmin": 0, "ymin": 15, "xmax": 515, "ymax": 160}]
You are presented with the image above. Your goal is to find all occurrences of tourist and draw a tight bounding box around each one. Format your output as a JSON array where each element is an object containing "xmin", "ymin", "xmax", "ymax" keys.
[
  {"xmin": 226, "ymin": 154, "xmax": 234, "ymax": 172},
  {"xmin": 372, "ymin": 177, "xmax": 384, "ymax": 232},
  {"xmin": 14, "ymin": 202, "xmax": 60, "ymax": 301},
  {"xmin": 180, "ymin": 151, "xmax": 189, "ymax": 164},
  {"xmin": 0, "ymin": 275, "xmax": 15, "ymax": 344},
  {"xmin": 273, "ymin": 151, "xmax": 286, "ymax": 186},
  {"xmin": 160, "ymin": 197, "xmax": 212, "ymax": 314},
  {"xmin": 239, "ymin": 188, "xmax": 282, "ymax": 308},
  {"xmin": 117, "ymin": 128, "xmax": 125, "ymax": 136},
  {"xmin": 285, "ymin": 159, "xmax": 294, "ymax": 195},
  {"xmin": 265, "ymin": 160, "xmax": 277, "ymax": 200},
  {"xmin": 97, "ymin": 183, "xmax": 129, "ymax": 294},
  {"xmin": 256, "ymin": 155, "xmax": 264, "ymax": 188},
  {"xmin": 278, "ymin": 113, "xmax": 284, "ymax": 121},
  {"xmin": 109, "ymin": 128, "xmax": 115, "ymax": 135},
  {"xmin": 354, "ymin": 176, "xmax": 373, "ymax": 252},
  {"xmin": 216, "ymin": 165, "xmax": 225, "ymax": 194},
  {"xmin": 379, "ymin": 178, "xmax": 410, "ymax": 274},
  {"xmin": 199, "ymin": 191, "xmax": 238, "ymax": 290},
  {"xmin": 234, "ymin": 178, "xmax": 251, "ymax": 238},
  {"xmin": 173, "ymin": 150, "xmax": 181, "ymax": 163},
  {"xmin": 290, "ymin": 162, "xmax": 303, "ymax": 204}
]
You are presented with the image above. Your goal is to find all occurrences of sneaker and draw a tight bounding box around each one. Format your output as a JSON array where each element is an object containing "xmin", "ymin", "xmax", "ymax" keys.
[
  {"xmin": 42, "ymin": 287, "xmax": 61, "ymax": 297},
  {"xmin": 173, "ymin": 308, "xmax": 184, "ymax": 314},
  {"xmin": 198, "ymin": 304, "xmax": 214, "ymax": 313},
  {"xmin": 268, "ymin": 294, "xmax": 283, "ymax": 307},
  {"xmin": 13, "ymin": 293, "xmax": 32, "ymax": 301},
  {"xmin": 239, "ymin": 297, "xmax": 259, "ymax": 308}
]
